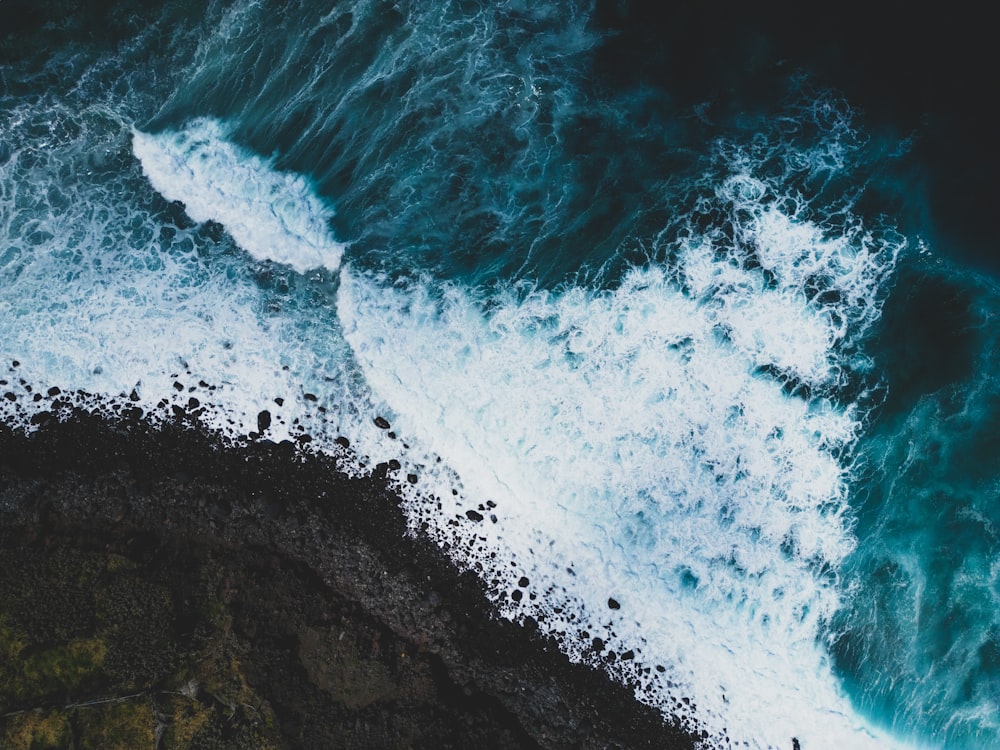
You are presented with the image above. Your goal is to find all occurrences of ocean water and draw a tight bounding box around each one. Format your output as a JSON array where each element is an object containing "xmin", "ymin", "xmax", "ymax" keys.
[{"xmin": 2, "ymin": 1, "xmax": 998, "ymax": 747}]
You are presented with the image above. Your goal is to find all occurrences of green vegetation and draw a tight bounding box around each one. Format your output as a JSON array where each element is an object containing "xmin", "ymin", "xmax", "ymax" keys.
[
  {"xmin": 2, "ymin": 637, "xmax": 108, "ymax": 703},
  {"xmin": 0, "ymin": 548, "xmax": 283, "ymax": 749},
  {"xmin": 77, "ymin": 699, "xmax": 155, "ymax": 750},
  {"xmin": 162, "ymin": 693, "xmax": 212, "ymax": 747},
  {"xmin": 1, "ymin": 709, "xmax": 71, "ymax": 750}
]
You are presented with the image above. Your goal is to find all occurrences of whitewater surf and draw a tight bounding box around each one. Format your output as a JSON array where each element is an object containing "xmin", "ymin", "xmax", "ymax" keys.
[{"xmin": 4, "ymin": 1, "xmax": 999, "ymax": 747}]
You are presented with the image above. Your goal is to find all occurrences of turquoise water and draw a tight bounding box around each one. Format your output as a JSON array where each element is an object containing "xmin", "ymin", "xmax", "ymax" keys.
[
  {"xmin": 832, "ymin": 262, "xmax": 1000, "ymax": 748},
  {"xmin": 3, "ymin": 1, "xmax": 999, "ymax": 747}
]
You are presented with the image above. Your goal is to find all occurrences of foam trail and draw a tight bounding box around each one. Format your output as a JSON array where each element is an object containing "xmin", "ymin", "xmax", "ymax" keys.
[{"xmin": 132, "ymin": 118, "xmax": 344, "ymax": 273}]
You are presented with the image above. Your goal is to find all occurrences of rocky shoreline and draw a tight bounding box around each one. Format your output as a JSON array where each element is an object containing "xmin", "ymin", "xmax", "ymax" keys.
[{"xmin": 0, "ymin": 400, "xmax": 701, "ymax": 749}]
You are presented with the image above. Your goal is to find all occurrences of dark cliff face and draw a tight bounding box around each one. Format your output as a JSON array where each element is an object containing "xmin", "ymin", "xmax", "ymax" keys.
[{"xmin": 0, "ymin": 403, "xmax": 699, "ymax": 750}]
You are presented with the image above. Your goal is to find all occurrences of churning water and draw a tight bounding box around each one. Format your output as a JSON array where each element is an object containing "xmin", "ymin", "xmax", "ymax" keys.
[{"xmin": 3, "ymin": 2, "xmax": 997, "ymax": 747}]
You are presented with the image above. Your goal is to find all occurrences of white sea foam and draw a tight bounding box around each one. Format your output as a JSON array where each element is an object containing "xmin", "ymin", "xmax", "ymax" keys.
[
  {"xmin": 132, "ymin": 119, "xmax": 344, "ymax": 273},
  {"xmin": 336, "ymin": 180, "xmax": 907, "ymax": 748},
  {"xmin": 0, "ymin": 102, "xmax": 350, "ymax": 444},
  {"xmin": 2, "ymin": 99, "xmax": 915, "ymax": 749}
]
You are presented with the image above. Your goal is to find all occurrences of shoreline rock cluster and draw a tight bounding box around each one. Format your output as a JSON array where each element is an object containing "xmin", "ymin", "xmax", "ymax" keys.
[{"xmin": 0, "ymin": 400, "xmax": 700, "ymax": 749}]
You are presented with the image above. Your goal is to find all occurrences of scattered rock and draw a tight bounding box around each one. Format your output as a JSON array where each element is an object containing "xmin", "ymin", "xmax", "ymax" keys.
[{"xmin": 0, "ymin": 400, "xmax": 698, "ymax": 750}]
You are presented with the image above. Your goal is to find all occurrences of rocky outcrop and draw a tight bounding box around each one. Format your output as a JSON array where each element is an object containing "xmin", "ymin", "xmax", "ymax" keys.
[{"xmin": 0, "ymin": 402, "xmax": 699, "ymax": 749}]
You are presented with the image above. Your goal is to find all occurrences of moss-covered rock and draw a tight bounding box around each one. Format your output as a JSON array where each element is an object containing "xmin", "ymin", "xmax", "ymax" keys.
[
  {"xmin": 162, "ymin": 693, "xmax": 211, "ymax": 747},
  {"xmin": 4, "ymin": 637, "xmax": 107, "ymax": 704},
  {"xmin": 0, "ymin": 544, "xmax": 286, "ymax": 749},
  {"xmin": 76, "ymin": 698, "xmax": 155, "ymax": 750},
  {"xmin": 0, "ymin": 614, "xmax": 28, "ymax": 663},
  {"xmin": 1, "ymin": 709, "xmax": 71, "ymax": 750}
]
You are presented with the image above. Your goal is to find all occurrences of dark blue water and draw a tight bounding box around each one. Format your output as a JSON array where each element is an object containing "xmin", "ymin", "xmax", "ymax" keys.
[{"xmin": 3, "ymin": 2, "xmax": 999, "ymax": 747}]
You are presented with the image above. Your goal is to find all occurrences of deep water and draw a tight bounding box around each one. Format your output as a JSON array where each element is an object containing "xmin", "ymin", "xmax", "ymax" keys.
[{"xmin": 3, "ymin": 1, "xmax": 1000, "ymax": 748}]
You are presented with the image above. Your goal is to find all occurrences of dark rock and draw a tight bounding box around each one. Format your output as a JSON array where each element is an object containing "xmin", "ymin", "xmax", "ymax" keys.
[
  {"xmin": 30, "ymin": 411, "xmax": 54, "ymax": 427},
  {"xmin": 608, "ymin": 597, "xmax": 621, "ymax": 610},
  {"xmin": 465, "ymin": 510, "xmax": 484, "ymax": 522},
  {"xmin": 374, "ymin": 416, "xmax": 391, "ymax": 430},
  {"xmin": 303, "ymin": 392, "xmax": 318, "ymax": 402},
  {"xmin": 257, "ymin": 409, "xmax": 271, "ymax": 433},
  {"xmin": 0, "ymin": 396, "xmax": 698, "ymax": 750},
  {"xmin": 518, "ymin": 577, "xmax": 529, "ymax": 588},
  {"xmin": 47, "ymin": 386, "xmax": 61, "ymax": 397},
  {"xmin": 335, "ymin": 436, "xmax": 350, "ymax": 449}
]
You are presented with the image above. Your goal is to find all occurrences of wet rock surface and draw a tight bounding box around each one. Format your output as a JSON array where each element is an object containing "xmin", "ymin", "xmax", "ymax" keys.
[{"xmin": 0, "ymin": 404, "xmax": 698, "ymax": 749}]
